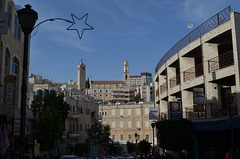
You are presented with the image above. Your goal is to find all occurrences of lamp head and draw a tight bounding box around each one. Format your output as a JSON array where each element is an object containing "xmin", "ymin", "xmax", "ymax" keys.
[{"xmin": 17, "ymin": 4, "xmax": 38, "ymax": 33}]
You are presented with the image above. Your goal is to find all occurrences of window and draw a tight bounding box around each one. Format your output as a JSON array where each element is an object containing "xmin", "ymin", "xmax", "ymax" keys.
[
  {"xmin": 146, "ymin": 135, "xmax": 149, "ymax": 141},
  {"xmin": 120, "ymin": 121, "xmax": 123, "ymax": 128},
  {"xmin": 14, "ymin": 14, "xmax": 21, "ymax": 39},
  {"xmin": 94, "ymin": 90, "xmax": 96, "ymax": 93},
  {"xmin": 100, "ymin": 90, "xmax": 102, "ymax": 93},
  {"xmin": 112, "ymin": 122, "xmax": 115, "ymax": 128},
  {"xmin": 120, "ymin": 135, "xmax": 123, "ymax": 141},
  {"xmin": 145, "ymin": 108, "xmax": 149, "ymax": 115},
  {"xmin": 128, "ymin": 109, "xmax": 131, "ymax": 115},
  {"xmin": 105, "ymin": 112, "xmax": 107, "ymax": 115},
  {"xmin": 128, "ymin": 121, "xmax": 131, "ymax": 128},
  {"xmin": 120, "ymin": 109, "xmax": 124, "ymax": 116},
  {"xmin": 129, "ymin": 135, "xmax": 131, "ymax": 141},
  {"xmin": 4, "ymin": 49, "xmax": 10, "ymax": 76},
  {"xmin": 146, "ymin": 121, "xmax": 149, "ymax": 128},
  {"xmin": 136, "ymin": 109, "xmax": 141, "ymax": 115},
  {"xmin": 112, "ymin": 135, "xmax": 115, "ymax": 141},
  {"xmin": 112, "ymin": 110, "xmax": 115, "ymax": 116}
]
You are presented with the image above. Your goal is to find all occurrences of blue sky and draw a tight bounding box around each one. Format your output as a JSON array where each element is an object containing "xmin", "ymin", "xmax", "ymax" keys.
[{"xmin": 15, "ymin": 0, "xmax": 240, "ymax": 83}]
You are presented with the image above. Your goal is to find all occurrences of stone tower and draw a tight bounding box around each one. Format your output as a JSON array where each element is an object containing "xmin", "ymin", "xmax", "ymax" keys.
[
  {"xmin": 78, "ymin": 61, "xmax": 86, "ymax": 90},
  {"xmin": 123, "ymin": 60, "xmax": 129, "ymax": 86}
]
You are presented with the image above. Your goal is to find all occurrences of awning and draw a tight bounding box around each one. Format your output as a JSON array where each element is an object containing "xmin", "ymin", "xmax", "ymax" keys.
[{"xmin": 192, "ymin": 116, "xmax": 240, "ymax": 131}]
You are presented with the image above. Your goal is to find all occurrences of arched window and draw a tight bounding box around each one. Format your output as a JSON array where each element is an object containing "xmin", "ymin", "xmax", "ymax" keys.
[
  {"xmin": 12, "ymin": 57, "xmax": 19, "ymax": 109},
  {"xmin": 4, "ymin": 49, "xmax": 10, "ymax": 77}
]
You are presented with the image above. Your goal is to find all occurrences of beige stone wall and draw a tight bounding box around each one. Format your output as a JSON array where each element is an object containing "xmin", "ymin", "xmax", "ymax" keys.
[{"xmin": 100, "ymin": 104, "xmax": 156, "ymax": 145}]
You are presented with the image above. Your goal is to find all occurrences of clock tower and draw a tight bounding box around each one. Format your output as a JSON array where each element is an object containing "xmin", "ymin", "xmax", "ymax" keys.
[
  {"xmin": 78, "ymin": 60, "xmax": 86, "ymax": 90},
  {"xmin": 123, "ymin": 60, "xmax": 129, "ymax": 86}
]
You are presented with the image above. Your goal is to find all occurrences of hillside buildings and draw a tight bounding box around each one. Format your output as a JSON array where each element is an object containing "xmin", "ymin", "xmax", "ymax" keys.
[{"xmin": 155, "ymin": 6, "xmax": 240, "ymax": 158}]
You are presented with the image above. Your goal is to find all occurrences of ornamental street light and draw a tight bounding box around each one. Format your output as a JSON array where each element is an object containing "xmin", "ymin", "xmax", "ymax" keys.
[
  {"xmin": 17, "ymin": 4, "xmax": 38, "ymax": 159},
  {"xmin": 151, "ymin": 122, "xmax": 156, "ymax": 147},
  {"xmin": 32, "ymin": 108, "xmax": 38, "ymax": 158}
]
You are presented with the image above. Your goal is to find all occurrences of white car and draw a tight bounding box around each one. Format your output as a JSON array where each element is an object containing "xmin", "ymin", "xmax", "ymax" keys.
[{"xmin": 60, "ymin": 155, "xmax": 78, "ymax": 159}]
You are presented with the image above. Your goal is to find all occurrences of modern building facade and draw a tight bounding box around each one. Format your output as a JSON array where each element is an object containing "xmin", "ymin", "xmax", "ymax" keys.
[
  {"xmin": 130, "ymin": 72, "xmax": 153, "ymax": 90},
  {"xmin": 155, "ymin": 6, "xmax": 240, "ymax": 158}
]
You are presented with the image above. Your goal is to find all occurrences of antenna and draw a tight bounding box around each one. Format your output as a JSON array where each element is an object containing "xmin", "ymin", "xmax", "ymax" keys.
[{"xmin": 187, "ymin": 23, "xmax": 193, "ymax": 29}]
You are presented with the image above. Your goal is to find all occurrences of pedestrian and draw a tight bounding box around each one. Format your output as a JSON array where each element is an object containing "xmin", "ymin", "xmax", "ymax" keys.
[{"xmin": 226, "ymin": 149, "xmax": 235, "ymax": 159}]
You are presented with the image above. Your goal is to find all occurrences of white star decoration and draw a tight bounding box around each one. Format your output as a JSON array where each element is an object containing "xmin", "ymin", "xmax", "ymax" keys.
[{"xmin": 67, "ymin": 13, "xmax": 94, "ymax": 39}]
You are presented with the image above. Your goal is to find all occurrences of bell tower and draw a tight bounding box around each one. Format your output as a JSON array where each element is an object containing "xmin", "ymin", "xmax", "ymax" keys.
[
  {"xmin": 78, "ymin": 60, "xmax": 86, "ymax": 90},
  {"xmin": 123, "ymin": 60, "xmax": 129, "ymax": 86}
]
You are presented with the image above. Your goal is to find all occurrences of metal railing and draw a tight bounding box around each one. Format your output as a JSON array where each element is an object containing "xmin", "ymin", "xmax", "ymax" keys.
[
  {"xmin": 185, "ymin": 107, "xmax": 205, "ymax": 119},
  {"xmin": 183, "ymin": 63, "xmax": 203, "ymax": 82},
  {"xmin": 155, "ymin": 6, "xmax": 232, "ymax": 74},
  {"xmin": 169, "ymin": 74, "xmax": 180, "ymax": 88},
  {"xmin": 160, "ymin": 82, "xmax": 167, "ymax": 94},
  {"xmin": 208, "ymin": 50, "xmax": 234, "ymax": 73}
]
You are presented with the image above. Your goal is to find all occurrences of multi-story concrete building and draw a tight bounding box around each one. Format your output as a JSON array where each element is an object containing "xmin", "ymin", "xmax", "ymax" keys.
[
  {"xmin": 155, "ymin": 6, "xmax": 240, "ymax": 158},
  {"xmin": 130, "ymin": 72, "xmax": 153, "ymax": 90},
  {"xmin": 100, "ymin": 103, "xmax": 156, "ymax": 152}
]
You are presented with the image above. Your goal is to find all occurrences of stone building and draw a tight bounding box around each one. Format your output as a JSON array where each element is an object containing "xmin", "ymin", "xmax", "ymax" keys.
[
  {"xmin": 86, "ymin": 60, "xmax": 134, "ymax": 103},
  {"xmin": 100, "ymin": 103, "xmax": 156, "ymax": 147},
  {"xmin": 155, "ymin": 6, "xmax": 240, "ymax": 158},
  {"xmin": 0, "ymin": 0, "xmax": 24, "ymax": 135}
]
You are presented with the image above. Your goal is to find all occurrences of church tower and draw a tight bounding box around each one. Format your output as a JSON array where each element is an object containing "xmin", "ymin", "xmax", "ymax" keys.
[
  {"xmin": 78, "ymin": 60, "xmax": 86, "ymax": 90},
  {"xmin": 123, "ymin": 60, "xmax": 129, "ymax": 86}
]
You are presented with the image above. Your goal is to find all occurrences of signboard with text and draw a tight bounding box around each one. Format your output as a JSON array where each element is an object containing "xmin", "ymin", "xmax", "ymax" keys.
[
  {"xmin": 149, "ymin": 107, "xmax": 159, "ymax": 121},
  {"xmin": 168, "ymin": 101, "xmax": 182, "ymax": 119}
]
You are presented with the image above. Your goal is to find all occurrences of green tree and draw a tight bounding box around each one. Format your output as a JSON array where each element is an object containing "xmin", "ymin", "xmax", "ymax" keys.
[
  {"xmin": 86, "ymin": 120, "xmax": 111, "ymax": 144},
  {"xmin": 31, "ymin": 90, "xmax": 70, "ymax": 151},
  {"xmin": 75, "ymin": 143, "xmax": 91, "ymax": 156},
  {"xmin": 156, "ymin": 119, "xmax": 192, "ymax": 150},
  {"xmin": 127, "ymin": 141, "xmax": 135, "ymax": 154},
  {"xmin": 138, "ymin": 140, "xmax": 151, "ymax": 157}
]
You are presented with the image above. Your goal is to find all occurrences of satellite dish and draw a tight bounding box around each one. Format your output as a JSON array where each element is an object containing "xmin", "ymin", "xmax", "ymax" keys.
[{"xmin": 187, "ymin": 23, "xmax": 193, "ymax": 29}]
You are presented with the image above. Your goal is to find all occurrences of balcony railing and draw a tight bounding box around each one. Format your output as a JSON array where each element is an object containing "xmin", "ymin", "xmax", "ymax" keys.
[
  {"xmin": 185, "ymin": 107, "xmax": 205, "ymax": 119},
  {"xmin": 170, "ymin": 74, "xmax": 180, "ymax": 88},
  {"xmin": 156, "ymin": 88, "xmax": 159, "ymax": 97},
  {"xmin": 208, "ymin": 50, "xmax": 234, "ymax": 73},
  {"xmin": 160, "ymin": 82, "xmax": 167, "ymax": 94},
  {"xmin": 183, "ymin": 63, "xmax": 203, "ymax": 82},
  {"xmin": 211, "ymin": 102, "xmax": 237, "ymax": 117}
]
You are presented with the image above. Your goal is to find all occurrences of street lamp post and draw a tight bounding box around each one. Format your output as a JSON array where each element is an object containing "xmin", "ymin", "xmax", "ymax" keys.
[
  {"xmin": 134, "ymin": 132, "xmax": 138, "ymax": 156},
  {"xmin": 17, "ymin": 4, "xmax": 38, "ymax": 159},
  {"xmin": 151, "ymin": 122, "xmax": 156, "ymax": 147},
  {"xmin": 32, "ymin": 108, "xmax": 38, "ymax": 158},
  {"xmin": 225, "ymin": 93, "xmax": 234, "ymax": 150}
]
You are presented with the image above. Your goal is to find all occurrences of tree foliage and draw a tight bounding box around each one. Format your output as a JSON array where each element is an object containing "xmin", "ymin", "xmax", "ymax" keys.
[
  {"xmin": 138, "ymin": 140, "xmax": 151, "ymax": 155},
  {"xmin": 86, "ymin": 120, "xmax": 111, "ymax": 144},
  {"xmin": 75, "ymin": 143, "xmax": 91, "ymax": 155},
  {"xmin": 31, "ymin": 90, "xmax": 70, "ymax": 151},
  {"xmin": 156, "ymin": 119, "xmax": 192, "ymax": 150},
  {"xmin": 127, "ymin": 141, "xmax": 135, "ymax": 154}
]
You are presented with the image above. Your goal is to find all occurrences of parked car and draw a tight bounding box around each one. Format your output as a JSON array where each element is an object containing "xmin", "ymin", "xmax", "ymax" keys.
[
  {"xmin": 106, "ymin": 155, "xmax": 114, "ymax": 159},
  {"xmin": 60, "ymin": 155, "xmax": 78, "ymax": 159}
]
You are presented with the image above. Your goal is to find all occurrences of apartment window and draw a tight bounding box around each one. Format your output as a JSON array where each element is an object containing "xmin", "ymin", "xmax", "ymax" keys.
[
  {"xmin": 120, "ymin": 135, "xmax": 123, "ymax": 141},
  {"xmin": 128, "ymin": 109, "xmax": 131, "ymax": 115},
  {"xmin": 106, "ymin": 90, "xmax": 108, "ymax": 93},
  {"xmin": 128, "ymin": 121, "xmax": 131, "ymax": 128},
  {"xmin": 145, "ymin": 108, "xmax": 149, "ymax": 115},
  {"xmin": 146, "ymin": 135, "xmax": 149, "ymax": 141},
  {"xmin": 136, "ymin": 109, "xmax": 141, "ymax": 115},
  {"xmin": 120, "ymin": 122, "xmax": 123, "ymax": 128},
  {"xmin": 100, "ymin": 90, "xmax": 102, "ymax": 93},
  {"xmin": 112, "ymin": 110, "xmax": 115, "ymax": 116},
  {"xmin": 112, "ymin": 122, "xmax": 115, "ymax": 128},
  {"xmin": 14, "ymin": 14, "xmax": 21, "ymax": 39},
  {"xmin": 120, "ymin": 109, "xmax": 124, "ymax": 116},
  {"xmin": 105, "ymin": 112, "xmax": 107, "ymax": 115},
  {"xmin": 129, "ymin": 135, "xmax": 132, "ymax": 141},
  {"xmin": 94, "ymin": 90, "xmax": 96, "ymax": 93}
]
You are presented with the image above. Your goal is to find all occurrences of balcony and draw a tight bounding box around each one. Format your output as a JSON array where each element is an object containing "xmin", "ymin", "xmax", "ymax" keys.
[
  {"xmin": 160, "ymin": 82, "xmax": 167, "ymax": 94},
  {"xmin": 211, "ymin": 102, "xmax": 237, "ymax": 118},
  {"xmin": 183, "ymin": 63, "xmax": 203, "ymax": 82},
  {"xmin": 208, "ymin": 50, "xmax": 234, "ymax": 73},
  {"xmin": 170, "ymin": 74, "xmax": 180, "ymax": 88}
]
